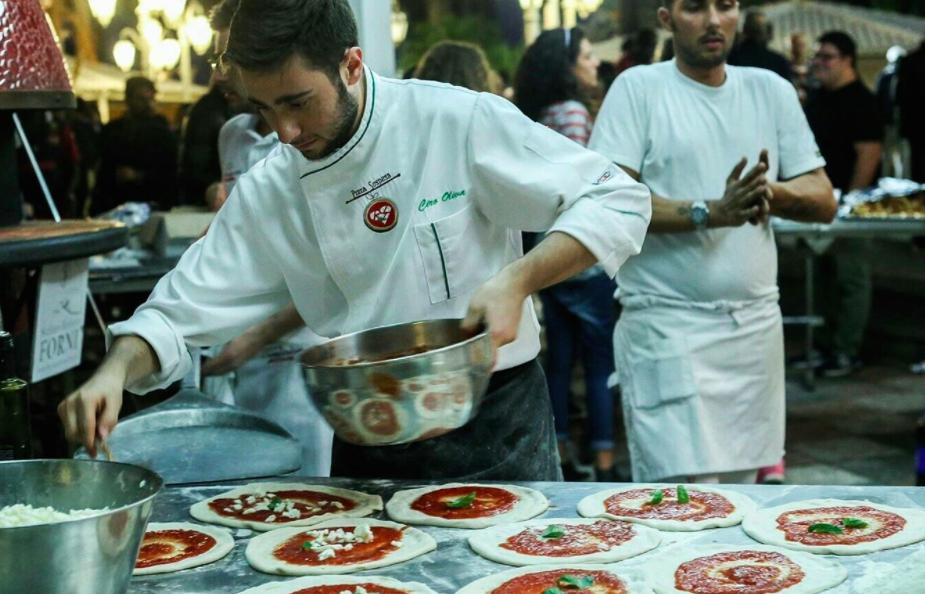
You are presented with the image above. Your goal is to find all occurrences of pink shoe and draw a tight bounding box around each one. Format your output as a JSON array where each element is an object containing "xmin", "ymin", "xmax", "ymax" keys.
[{"xmin": 757, "ymin": 459, "xmax": 786, "ymax": 484}]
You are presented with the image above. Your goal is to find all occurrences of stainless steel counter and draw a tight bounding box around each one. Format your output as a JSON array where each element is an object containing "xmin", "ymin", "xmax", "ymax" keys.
[{"xmin": 129, "ymin": 478, "xmax": 925, "ymax": 594}]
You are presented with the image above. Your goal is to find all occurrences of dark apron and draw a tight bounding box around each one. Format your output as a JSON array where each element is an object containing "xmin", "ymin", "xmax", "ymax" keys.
[{"xmin": 331, "ymin": 359, "xmax": 561, "ymax": 481}]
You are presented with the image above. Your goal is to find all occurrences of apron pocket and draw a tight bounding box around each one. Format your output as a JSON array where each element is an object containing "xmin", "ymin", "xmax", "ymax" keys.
[
  {"xmin": 414, "ymin": 205, "xmax": 491, "ymax": 304},
  {"xmin": 629, "ymin": 336, "xmax": 697, "ymax": 409}
]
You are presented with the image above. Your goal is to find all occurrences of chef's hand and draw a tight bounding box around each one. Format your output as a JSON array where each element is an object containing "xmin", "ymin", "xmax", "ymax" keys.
[
  {"xmin": 462, "ymin": 269, "xmax": 526, "ymax": 354},
  {"xmin": 58, "ymin": 368, "xmax": 124, "ymax": 458},
  {"xmin": 711, "ymin": 154, "xmax": 770, "ymax": 227},
  {"xmin": 58, "ymin": 336, "xmax": 158, "ymax": 457}
]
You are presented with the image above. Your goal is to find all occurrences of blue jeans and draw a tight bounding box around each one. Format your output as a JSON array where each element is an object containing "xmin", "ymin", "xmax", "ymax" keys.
[{"xmin": 540, "ymin": 272, "xmax": 617, "ymax": 452}]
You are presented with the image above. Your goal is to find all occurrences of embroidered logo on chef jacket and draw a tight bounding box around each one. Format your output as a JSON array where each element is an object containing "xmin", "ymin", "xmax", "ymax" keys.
[
  {"xmin": 594, "ymin": 168, "xmax": 615, "ymax": 185},
  {"xmin": 364, "ymin": 198, "xmax": 399, "ymax": 232}
]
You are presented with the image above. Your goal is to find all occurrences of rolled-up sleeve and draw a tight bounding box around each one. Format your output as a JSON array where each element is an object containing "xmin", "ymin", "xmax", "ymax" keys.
[
  {"xmin": 466, "ymin": 93, "xmax": 651, "ymax": 277},
  {"xmin": 110, "ymin": 179, "xmax": 290, "ymax": 393}
]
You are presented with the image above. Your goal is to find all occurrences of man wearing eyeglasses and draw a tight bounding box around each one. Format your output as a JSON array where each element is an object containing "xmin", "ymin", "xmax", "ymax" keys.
[{"xmin": 804, "ymin": 31, "xmax": 884, "ymax": 378}]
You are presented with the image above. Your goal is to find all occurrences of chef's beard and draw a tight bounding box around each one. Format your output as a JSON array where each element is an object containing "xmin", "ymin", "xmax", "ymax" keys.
[{"xmin": 310, "ymin": 77, "xmax": 360, "ymax": 160}]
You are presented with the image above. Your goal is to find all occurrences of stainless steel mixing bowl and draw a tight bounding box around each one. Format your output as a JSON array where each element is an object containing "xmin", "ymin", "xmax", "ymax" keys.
[
  {"xmin": 0, "ymin": 459, "xmax": 162, "ymax": 594},
  {"xmin": 301, "ymin": 318, "xmax": 493, "ymax": 446}
]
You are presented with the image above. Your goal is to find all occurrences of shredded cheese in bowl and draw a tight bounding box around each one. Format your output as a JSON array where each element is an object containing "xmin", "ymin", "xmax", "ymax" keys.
[{"xmin": 0, "ymin": 503, "xmax": 109, "ymax": 528}]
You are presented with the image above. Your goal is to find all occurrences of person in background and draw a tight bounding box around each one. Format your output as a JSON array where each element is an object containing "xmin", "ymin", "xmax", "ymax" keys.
[
  {"xmin": 897, "ymin": 38, "xmax": 925, "ymax": 183},
  {"xmin": 591, "ymin": 0, "xmax": 835, "ymax": 485},
  {"xmin": 93, "ymin": 76, "xmax": 178, "ymax": 214},
  {"xmin": 412, "ymin": 41, "xmax": 500, "ymax": 94},
  {"xmin": 514, "ymin": 27, "xmax": 621, "ymax": 482},
  {"xmin": 790, "ymin": 32, "xmax": 810, "ymax": 101},
  {"xmin": 614, "ymin": 29, "xmax": 658, "ymax": 78},
  {"xmin": 805, "ymin": 31, "xmax": 884, "ymax": 378},
  {"xmin": 178, "ymin": 83, "xmax": 230, "ymax": 207},
  {"xmin": 728, "ymin": 9, "xmax": 792, "ymax": 81}
]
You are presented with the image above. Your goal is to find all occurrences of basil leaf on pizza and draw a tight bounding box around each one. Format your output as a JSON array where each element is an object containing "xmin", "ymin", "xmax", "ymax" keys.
[
  {"xmin": 647, "ymin": 489, "xmax": 664, "ymax": 506},
  {"xmin": 557, "ymin": 574, "xmax": 594, "ymax": 589},
  {"xmin": 842, "ymin": 517, "xmax": 868, "ymax": 529},
  {"xmin": 677, "ymin": 485, "xmax": 690, "ymax": 504},
  {"xmin": 541, "ymin": 525, "xmax": 566, "ymax": 539},
  {"xmin": 543, "ymin": 588, "xmax": 564, "ymax": 594},
  {"xmin": 808, "ymin": 523, "xmax": 844, "ymax": 534},
  {"xmin": 446, "ymin": 492, "xmax": 477, "ymax": 509}
]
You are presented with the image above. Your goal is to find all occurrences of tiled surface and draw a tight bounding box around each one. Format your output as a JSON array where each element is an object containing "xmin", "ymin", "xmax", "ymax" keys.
[{"xmin": 783, "ymin": 364, "xmax": 925, "ymax": 486}]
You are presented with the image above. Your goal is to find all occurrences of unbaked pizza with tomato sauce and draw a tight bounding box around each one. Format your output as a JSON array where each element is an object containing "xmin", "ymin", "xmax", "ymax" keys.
[
  {"xmin": 577, "ymin": 485, "xmax": 756, "ymax": 531},
  {"xmin": 742, "ymin": 499, "xmax": 925, "ymax": 555},
  {"xmin": 244, "ymin": 518, "xmax": 436, "ymax": 575},
  {"xmin": 386, "ymin": 483, "xmax": 548, "ymax": 529},
  {"xmin": 644, "ymin": 545, "xmax": 846, "ymax": 594},
  {"xmin": 468, "ymin": 517, "xmax": 661, "ymax": 566},
  {"xmin": 190, "ymin": 482, "xmax": 382, "ymax": 532},
  {"xmin": 235, "ymin": 575, "xmax": 439, "ymax": 594},
  {"xmin": 457, "ymin": 564, "xmax": 653, "ymax": 594},
  {"xmin": 133, "ymin": 522, "xmax": 234, "ymax": 575}
]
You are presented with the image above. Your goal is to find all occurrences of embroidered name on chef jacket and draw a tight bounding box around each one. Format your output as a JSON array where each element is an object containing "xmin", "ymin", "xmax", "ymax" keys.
[{"xmin": 364, "ymin": 198, "xmax": 398, "ymax": 232}]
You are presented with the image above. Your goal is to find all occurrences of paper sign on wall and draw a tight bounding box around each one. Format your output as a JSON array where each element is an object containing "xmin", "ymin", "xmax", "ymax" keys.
[{"xmin": 31, "ymin": 259, "xmax": 89, "ymax": 383}]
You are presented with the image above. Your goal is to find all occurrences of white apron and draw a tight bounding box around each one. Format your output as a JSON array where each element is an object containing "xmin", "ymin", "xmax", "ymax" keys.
[{"xmin": 614, "ymin": 296, "xmax": 785, "ymax": 482}]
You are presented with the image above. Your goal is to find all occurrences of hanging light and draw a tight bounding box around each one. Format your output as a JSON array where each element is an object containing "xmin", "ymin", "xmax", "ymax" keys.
[
  {"xmin": 113, "ymin": 39, "xmax": 137, "ymax": 72},
  {"xmin": 151, "ymin": 38, "xmax": 182, "ymax": 71},
  {"xmin": 184, "ymin": 14, "xmax": 212, "ymax": 55},
  {"xmin": 575, "ymin": 0, "xmax": 603, "ymax": 18},
  {"xmin": 87, "ymin": 0, "xmax": 117, "ymax": 27},
  {"xmin": 391, "ymin": 1, "xmax": 408, "ymax": 46},
  {"xmin": 140, "ymin": 18, "xmax": 164, "ymax": 47},
  {"xmin": 162, "ymin": 0, "xmax": 187, "ymax": 27}
]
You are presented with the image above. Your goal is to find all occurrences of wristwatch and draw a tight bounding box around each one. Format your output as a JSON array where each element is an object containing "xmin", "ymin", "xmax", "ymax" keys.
[{"xmin": 690, "ymin": 200, "xmax": 710, "ymax": 230}]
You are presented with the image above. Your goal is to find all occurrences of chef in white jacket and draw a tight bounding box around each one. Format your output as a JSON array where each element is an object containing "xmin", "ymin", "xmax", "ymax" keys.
[{"xmin": 59, "ymin": 0, "xmax": 651, "ymax": 480}]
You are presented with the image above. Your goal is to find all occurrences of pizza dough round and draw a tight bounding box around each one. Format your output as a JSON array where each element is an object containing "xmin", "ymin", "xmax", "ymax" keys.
[
  {"xmin": 742, "ymin": 498, "xmax": 925, "ymax": 555},
  {"xmin": 577, "ymin": 485, "xmax": 756, "ymax": 531},
  {"xmin": 643, "ymin": 544, "xmax": 847, "ymax": 594},
  {"xmin": 468, "ymin": 517, "xmax": 661, "ymax": 566},
  {"xmin": 245, "ymin": 518, "xmax": 436, "ymax": 575},
  {"xmin": 456, "ymin": 563, "xmax": 654, "ymax": 594},
  {"xmin": 235, "ymin": 574, "xmax": 439, "ymax": 594},
  {"xmin": 386, "ymin": 483, "xmax": 548, "ymax": 529},
  {"xmin": 190, "ymin": 482, "xmax": 383, "ymax": 531},
  {"xmin": 133, "ymin": 522, "xmax": 234, "ymax": 575}
]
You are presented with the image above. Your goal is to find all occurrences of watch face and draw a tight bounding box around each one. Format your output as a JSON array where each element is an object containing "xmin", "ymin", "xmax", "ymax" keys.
[{"xmin": 691, "ymin": 205, "xmax": 708, "ymax": 228}]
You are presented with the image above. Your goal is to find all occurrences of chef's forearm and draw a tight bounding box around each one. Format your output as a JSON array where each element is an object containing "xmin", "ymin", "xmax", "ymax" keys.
[
  {"xmin": 769, "ymin": 168, "xmax": 837, "ymax": 223},
  {"xmin": 103, "ymin": 335, "xmax": 160, "ymax": 388},
  {"xmin": 505, "ymin": 232, "xmax": 597, "ymax": 296},
  {"xmin": 254, "ymin": 303, "xmax": 305, "ymax": 343}
]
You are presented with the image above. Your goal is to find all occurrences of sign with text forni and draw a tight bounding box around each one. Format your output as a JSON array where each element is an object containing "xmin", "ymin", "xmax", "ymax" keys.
[{"xmin": 31, "ymin": 259, "xmax": 89, "ymax": 383}]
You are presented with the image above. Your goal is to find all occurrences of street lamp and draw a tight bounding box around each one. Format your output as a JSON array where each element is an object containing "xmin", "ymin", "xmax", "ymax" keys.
[
  {"xmin": 391, "ymin": 0, "xmax": 408, "ymax": 45},
  {"xmin": 87, "ymin": 0, "xmax": 117, "ymax": 28},
  {"xmin": 519, "ymin": 0, "xmax": 543, "ymax": 45}
]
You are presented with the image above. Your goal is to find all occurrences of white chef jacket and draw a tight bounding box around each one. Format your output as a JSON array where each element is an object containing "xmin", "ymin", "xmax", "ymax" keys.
[
  {"xmin": 590, "ymin": 61, "xmax": 825, "ymax": 481},
  {"xmin": 111, "ymin": 67, "xmax": 651, "ymax": 393}
]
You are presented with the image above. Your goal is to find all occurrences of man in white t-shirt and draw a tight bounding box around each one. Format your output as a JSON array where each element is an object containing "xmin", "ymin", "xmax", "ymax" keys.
[{"xmin": 590, "ymin": 0, "xmax": 836, "ymax": 483}]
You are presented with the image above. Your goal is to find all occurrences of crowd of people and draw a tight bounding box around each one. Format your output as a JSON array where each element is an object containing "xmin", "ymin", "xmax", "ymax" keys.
[{"xmin": 50, "ymin": 0, "xmax": 925, "ymax": 486}]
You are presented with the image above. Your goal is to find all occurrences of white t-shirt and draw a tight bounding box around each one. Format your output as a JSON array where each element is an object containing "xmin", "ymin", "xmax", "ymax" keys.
[
  {"xmin": 218, "ymin": 113, "xmax": 279, "ymax": 195},
  {"xmin": 590, "ymin": 60, "xmax": 825, "ymax": 306}
]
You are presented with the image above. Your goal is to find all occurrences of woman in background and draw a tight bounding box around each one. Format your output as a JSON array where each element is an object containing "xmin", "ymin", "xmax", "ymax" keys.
[
  {"xmin": 514, "ymin": 28, "xmax": 620, "ymax": 482},
  {"xmin": 413, "ymin": 40, "xmax": 501, "ymax": 94}
]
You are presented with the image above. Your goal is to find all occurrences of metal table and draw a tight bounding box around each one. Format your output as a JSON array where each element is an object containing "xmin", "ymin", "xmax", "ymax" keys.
[
  {"xmin": 772, "ymin": 217, "xmax": 925, "ymax": 388},
  {"xmin": 129, "ymin": 478, "xmax": 925, "ymax": 594}
]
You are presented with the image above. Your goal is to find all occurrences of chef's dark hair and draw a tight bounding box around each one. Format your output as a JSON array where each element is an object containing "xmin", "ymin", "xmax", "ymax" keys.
[
  {"xmin": 225, "ymin": 0, "xmax": 358, "ymax": 80},
  {"xmin": 818, "ymin": 30, "xmax": 857, "ymax": 69},
  {"xmin": 209, "ymin": 0, "xmax": 239, "ymax": 32},
  {"xmin": 514, "ymin": 27, "xmax": 589, "ymax": 122}
]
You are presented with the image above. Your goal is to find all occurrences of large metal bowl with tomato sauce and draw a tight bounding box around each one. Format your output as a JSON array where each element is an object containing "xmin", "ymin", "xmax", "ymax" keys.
[
  {"xmin": 301, "ymin": 318, "xmax": 493, "ymax": 446},
  {"xmin": 0, "ymin": 459, "xmax": 162, "ymax": 593}
]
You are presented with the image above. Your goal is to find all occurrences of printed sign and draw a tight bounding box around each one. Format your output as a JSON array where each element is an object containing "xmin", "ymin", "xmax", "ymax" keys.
[{"xmin": 31, "ymin": 259, "xmax": 89, "ymax": 382}]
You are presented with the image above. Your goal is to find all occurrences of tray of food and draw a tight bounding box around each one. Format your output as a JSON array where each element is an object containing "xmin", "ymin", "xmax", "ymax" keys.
[{"xmin": 840, "ymin": 178, "xmax": 925, "ymax": 220}]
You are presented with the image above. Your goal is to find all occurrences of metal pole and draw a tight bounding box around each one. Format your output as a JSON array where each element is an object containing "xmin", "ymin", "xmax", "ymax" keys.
[{"xmin": 12, "ymin": 113, "xmax": 61, "ymax": 223}]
